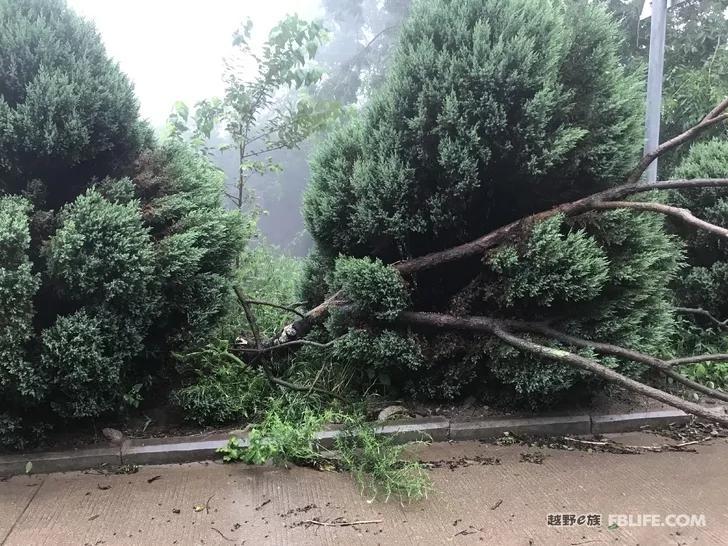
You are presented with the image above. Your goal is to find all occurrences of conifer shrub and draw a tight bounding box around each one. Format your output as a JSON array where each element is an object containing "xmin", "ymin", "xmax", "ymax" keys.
[
  {"xmin": 0, "ymin": 0, "xmax": 151, "ymax": 205},
  {"xmin": 303, "ymin": 0, "xmax": 682, "ymax": 406},
  {"xmin": 0, "ymin": 197, "xmax": 41, "ymax": 402},
  {"xmin": 0, "ymin": 1, "xmax": 252, "ymax": 447},
  {"xmin": 671, "ymin": 139, "xmax": 728, "ymax": 319},
  {"xmin": 667, "ymin": 139, "xmax": 728, "ymax": 384}
]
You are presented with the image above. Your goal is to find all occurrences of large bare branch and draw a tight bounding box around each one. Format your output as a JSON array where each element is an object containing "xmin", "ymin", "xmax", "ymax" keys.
[
  {"xmin": 396, "ymin": 178, "xmax": 728, "ymax": 274},
  {"xmin": 398, "ymin": 311, "xmax": 728, "ymax": 426},
  {"xmin": 592, "ymin": 201, "xmax": 728, "ymax": 239},
  {"xmin": 675, "ymin": 307, "xmax": 728, "ymax": 331},
  {"xmin": 668, "ymin": 354, "xmax": 728, "ymax": 367},
  {"xmin": 499, "ymin": 320, "xmax": 728, "ymax": 403}
]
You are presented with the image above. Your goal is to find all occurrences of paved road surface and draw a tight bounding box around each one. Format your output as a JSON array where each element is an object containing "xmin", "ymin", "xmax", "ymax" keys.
[{"xmin": 1, "ymin": 432, "xmax": 727, "ymax": 545}]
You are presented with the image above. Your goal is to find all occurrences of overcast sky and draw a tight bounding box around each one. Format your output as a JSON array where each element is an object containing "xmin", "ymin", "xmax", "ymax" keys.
[{"xmin": 67, "ymin": 0, "xmax": 322, "ymax": 128}]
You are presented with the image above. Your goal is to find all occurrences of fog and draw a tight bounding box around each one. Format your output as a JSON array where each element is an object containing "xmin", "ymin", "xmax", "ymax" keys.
[
  {"xmin": 67, "ymin": 0, "xmax": 323, "ymax": 127},
  {"xmin": 68, "ymin": 0, "xmax": 411, "ymax": 255}
]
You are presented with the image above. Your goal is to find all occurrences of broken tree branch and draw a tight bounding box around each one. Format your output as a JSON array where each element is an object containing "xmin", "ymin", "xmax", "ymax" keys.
[
  {"xmin": 397, "ymin": 311, "xmax": 728, "ymax": 427},
  {"xmin": 238, "ymin": 338, "xmax": 339, "ymax": 355},
  {"xmin": 667, "ymin": 354, "xmax": 728, "ymax": 366},
  {"xmin": 268, "ymin": 375, "xmax": 348, "ymax": 403},
  {"xmin": 242, "ymin": 298, "xmax": 306, "ymax": 318},
  {"xmin": 625, "ymin": 95, "xmax": 728, "ymax": 185},
  {"xmin": 396, "ymin": 178, "xmax": 728, "ymax": 275},
  {"xmin": 234, "ymin": 286, "xmax": 262, "ymax": 349},
  {"xmin": 500, "ymin": 320, "xmax": 728, "ymax": 403},
  {"xmin": 675, "ymin": 307, "xmax": 728, "ymax": 331},
  {"xmin": 591, "ymin": 201, "xmax": 728, "ymax": 239}
]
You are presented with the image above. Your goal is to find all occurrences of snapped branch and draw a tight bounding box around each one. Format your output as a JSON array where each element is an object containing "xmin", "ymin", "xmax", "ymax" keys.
[
  {"xmin": 675, "ymin": 307, "xmax": 728, "ymax": 332},
  {"xmin": 398, "ymin": 311, "xmax": 728, "ymax": 426}
]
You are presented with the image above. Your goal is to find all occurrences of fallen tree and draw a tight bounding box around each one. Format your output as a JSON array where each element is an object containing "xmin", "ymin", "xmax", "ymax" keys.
[
  {"xmin": 234, "ymin": 97, "xmax": 728, "ymax": 425},
  {"xmin": 236, "ymin": 0, "xmax": 728, "ymax": 426}
]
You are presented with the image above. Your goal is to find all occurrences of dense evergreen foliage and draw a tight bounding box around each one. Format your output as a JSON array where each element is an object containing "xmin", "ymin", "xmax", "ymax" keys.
[
  {"xmin": 672, "ymin": 140, "xmax": 728, "ymax": 319},
  {"xmin": 0, "ymin": 0, "xmax": 250, "ymax": 448},
  {"xmin": 304, "ymin": 0, "xmax": 682, "ymax": 406},
  {"xmin": 0, "ymin": 0, "xmax": 151, "ymax": 206}
]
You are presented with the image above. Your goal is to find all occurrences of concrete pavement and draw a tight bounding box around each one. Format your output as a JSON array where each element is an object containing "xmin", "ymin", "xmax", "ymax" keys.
[{"xmin": 1, "ymin": 433, "xmax": 727, "ymax": 545}]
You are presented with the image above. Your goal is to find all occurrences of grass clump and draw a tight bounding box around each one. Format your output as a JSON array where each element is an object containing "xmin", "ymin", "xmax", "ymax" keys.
[
  {"xmin": 172, "ymin": 340, "xmax": 270, "ymax": 425},
  {"xmin": 336, "ymin": 418, "xmax": 432, "ymax": 502},
  {"xmin": 217, "ymin": 404, "xmax": 432, "ymax": 503}
]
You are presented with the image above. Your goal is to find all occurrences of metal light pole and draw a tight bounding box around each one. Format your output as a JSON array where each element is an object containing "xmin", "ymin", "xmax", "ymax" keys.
[{"xmin": 643, "ymin": 0, "xmax": 668, "ymax": 183}]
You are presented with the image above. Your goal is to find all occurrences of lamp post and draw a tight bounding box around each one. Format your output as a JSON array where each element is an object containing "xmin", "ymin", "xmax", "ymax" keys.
[{"xmin": 643, "ymin": 0, "xmax": 668, "ymax": 183}]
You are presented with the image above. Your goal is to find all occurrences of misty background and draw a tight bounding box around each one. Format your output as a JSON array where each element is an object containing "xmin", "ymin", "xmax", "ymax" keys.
[{"xmin": 68, "ymin": 0, "xmax": 412, "ymax": 255}]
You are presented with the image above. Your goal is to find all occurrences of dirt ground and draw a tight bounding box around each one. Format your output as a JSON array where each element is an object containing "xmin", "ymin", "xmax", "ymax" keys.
[{"xmin": 2, "ymin": 431, "xmax": 727, "ymax": 545}]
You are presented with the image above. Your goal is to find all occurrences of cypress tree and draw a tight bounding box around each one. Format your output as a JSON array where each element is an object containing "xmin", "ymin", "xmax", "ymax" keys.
[
  {"xmin": 0, "ymin": 0, "xmax": 150, "ymax": 206},
  {"xmin": 303, "ymin": 0, "xmax": 682, "ymax": 406}
]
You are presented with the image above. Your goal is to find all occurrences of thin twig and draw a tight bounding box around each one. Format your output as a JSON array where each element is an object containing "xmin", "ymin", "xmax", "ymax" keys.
[
  {"xmin": 564, "ymin": 436, "xmax": 711, "ymax": 452},
  {"xmin": 240, "ymin": 339, "xmax": 338, "ymax": 355},
  {"xmin": 303, "ymin": 519, "xmax": 383, "ymax": 527},
  {"xmin": 564, "ymin": 437, "xmax": 610, "ymax": 446},
  {"xmin": 244, "ymin": 299, "xmax": 306, "ymax": 318},
  {"xmin": 210, "ymin": 527, "xmax": 235, "ymax": 542}
]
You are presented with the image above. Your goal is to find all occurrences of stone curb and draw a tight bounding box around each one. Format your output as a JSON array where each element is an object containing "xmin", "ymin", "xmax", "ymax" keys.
[{"xmin": 0, "ymin": 409, "xmax": 694, "ymax": 476}]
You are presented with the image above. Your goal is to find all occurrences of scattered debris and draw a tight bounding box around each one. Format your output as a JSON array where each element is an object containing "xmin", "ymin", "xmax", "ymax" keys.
[
  {"xmin": 562, "ymin": 436, "xmax": 709, "ymax": 454},
  {"xmin": 84, "ymin": 463, "xmax": 138, "ymax": 476},
  {"xmin": 172, "ymin": 508, "xmax": 181, "ymax": 514},
  {"xmin": 650, "ymin": 421, "xmax": 727, "ymax": 443},
  {"xmin": 280, "ymin": 504, "xmax": 318, "ymax": 517},
  {"xmin": 519, "ymin": 451, "xmax": 545, "ymax": 464},
  {"xmin": 88, "ymin": 514, "xmax": 99, "ymax": 521},
  {"xmin": 193, "ymin": 504, "xmax": 205, "ymax": 513},
  {"xmin": 300, "ymin": 517, "xmax": 383, "ymax": 528},
  {"xmin": 495, "ymin": 432, "xmax": 518, "ymax": 446},
  {"xmin": 454, "ymin": 526, "xmax": 478, "ymax": 536},
  {"xmin": 146, "ymin": 475, "xmax": 162, "ymax": 484},
  {"xmin": 211, "ymin": 527, "xmax": 235, "ymax": 542},
  {"xmin": 205, "ymin": 494, "xmax": 215, "ymax": 514},
  {"xmin": 97, "ymin": 484, "xmax": 111, "ymax": 491},
  {"xmin": 421, "ymin": 455, "xmax": 501, "ymax": 470},
  {"xmin": 491, "ymin": 499, "xmax": 503, "ymax": 510},
  {"xmin": 255, "ymin": 499, "xmax": 271, "ymax": 511},
  {"xmin": 25, "ymin": 461, "xmax": 32, "ymax": 474}
]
